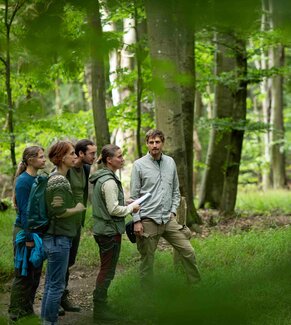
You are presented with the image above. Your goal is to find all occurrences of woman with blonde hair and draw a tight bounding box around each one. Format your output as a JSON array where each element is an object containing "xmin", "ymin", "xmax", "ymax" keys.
[
  {"xmin": 41, "ymin": 141, "xmax": 85, "ymax": 325},
  {"xmin": 9, "ymin": 145, "xmax": 46, "ymax": 321}
]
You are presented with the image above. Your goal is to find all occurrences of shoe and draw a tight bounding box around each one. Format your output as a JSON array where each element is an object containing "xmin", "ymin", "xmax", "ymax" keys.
[
  {"xmin": 61, "ymin": 297, "xmax": 81, "ymax": 312},
  {"xmin": 58, "ymin": 306, "xmax": 65, "ymax": 316}
]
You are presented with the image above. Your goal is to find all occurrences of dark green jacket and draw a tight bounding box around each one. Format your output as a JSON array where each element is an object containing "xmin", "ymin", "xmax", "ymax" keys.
[
  {"xmin": 89, "ymin": 168, "xmax": 125, "ymax": 236},
  {"xmin": 46, "ymin": 174, "xmax": 81, "ymax": 238},
  {"xmin": 67, "ymin": 164, "xmax": 90, "ymax": 227}
]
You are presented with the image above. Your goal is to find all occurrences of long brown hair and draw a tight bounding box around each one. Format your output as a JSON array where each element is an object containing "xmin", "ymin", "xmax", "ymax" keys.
[{"xmin": 15, "ymin": 146, "xmax": 44, "ymax": 177}]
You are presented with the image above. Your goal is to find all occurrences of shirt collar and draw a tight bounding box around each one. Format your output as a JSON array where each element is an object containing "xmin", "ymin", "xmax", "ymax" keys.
[{"xmin": 146, "ymin": 152, "xmax": 163, "ymax": 162}]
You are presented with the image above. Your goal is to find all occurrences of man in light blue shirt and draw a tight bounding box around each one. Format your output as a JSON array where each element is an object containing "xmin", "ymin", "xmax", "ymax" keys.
[{"xmin": 130, "ymin": 129, "xmax": 200, "ymax": 286}]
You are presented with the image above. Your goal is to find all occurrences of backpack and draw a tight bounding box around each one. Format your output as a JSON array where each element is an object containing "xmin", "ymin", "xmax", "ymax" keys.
[{"xmin": 26, "ymin": 175, "xmax": 49, "ymax": 231}]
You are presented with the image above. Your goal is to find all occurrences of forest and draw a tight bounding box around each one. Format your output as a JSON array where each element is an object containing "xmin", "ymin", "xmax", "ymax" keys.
[{"xmin": 0, "ymin": 0, "xmax": 291, "ymax": 324}]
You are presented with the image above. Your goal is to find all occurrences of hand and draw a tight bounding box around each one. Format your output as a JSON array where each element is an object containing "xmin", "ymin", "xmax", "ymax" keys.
[
  {"xmin": 132, "ymin": 204, "xmax": 140, "ymax": 213},
  {"xmin": 75, "ymin": 202, "xmax": 86, "ymax": 212},
  {"xmin": 170, "ymin": 212, "xmax": 176, "ymax": 219},
  {"xmin": 51, "ymin": 196, "xmax": 64, "ymax": 208},
  {"xmin": 134, "ymin": 221, "xmax": 143, "ymax": 237},
  {"xmin": 126, "ymin": 198, "xmax": 135, "ymax": 205},
  {"xmin": 25, "ymin": 241, "xmax": 35, "ymax": 248}
]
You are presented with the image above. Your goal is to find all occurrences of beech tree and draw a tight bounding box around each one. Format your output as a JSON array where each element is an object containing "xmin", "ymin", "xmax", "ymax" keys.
[
  {"xmin": 199, "ymin": 32, "xmax": 236, "ymax": 209},
  {"xmin": 220, "ymin": 35, "xmax": 247, "ymax": 215},
  {"xmin": 87, "ymin": 0, "xmax": 110, "ymax": 150},
  {"xmin": 144, "ymin": 0, "xmax": 201, "ymax": 224}
]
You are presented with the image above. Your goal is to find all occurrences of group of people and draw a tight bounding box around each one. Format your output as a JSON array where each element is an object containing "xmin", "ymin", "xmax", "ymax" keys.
[{"xmin": 8, "ymin": 129, "xmax": 200, "ymax": 325}]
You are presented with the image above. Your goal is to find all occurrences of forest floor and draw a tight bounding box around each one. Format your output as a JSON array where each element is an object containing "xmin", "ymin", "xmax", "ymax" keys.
[{"xmin": 0, "ymin": 213, "xmax": 290, "ymax": 325}]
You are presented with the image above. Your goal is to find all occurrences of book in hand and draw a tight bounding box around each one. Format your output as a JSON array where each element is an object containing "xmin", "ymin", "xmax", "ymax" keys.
[{"xmin": 128, "ymin": 192, "xmax": 151, "ymax": 207}]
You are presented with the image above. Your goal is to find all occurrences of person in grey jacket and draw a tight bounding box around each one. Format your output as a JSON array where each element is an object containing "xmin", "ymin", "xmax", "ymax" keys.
[
  {"xmin": 89, "ymin": 144, "xmax": 139, "ymax": 322},
  {"xmin": 130, "ymin": 129, "xmax": 200, "ymax": 287}
]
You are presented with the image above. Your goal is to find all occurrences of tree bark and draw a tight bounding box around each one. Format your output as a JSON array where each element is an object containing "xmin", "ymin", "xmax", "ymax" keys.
[
  {"xmin": 193, "ymin": 91, "xmax": 203, "ymax": 195},
  {"xmin": 199, "ymin": 32, "xmax": 235, "ymax": 209},
  {"xmin": 269, "ymin": 0, "xmax": 286, "ymax": 189},
  {"xmin": 177, "ymin": 21, "xmax": 201, "ymax": 223},
  {"xmin": 134, "ymin": 1, "xmax": 143, "ymax": 158},
  {"xmin": 87, "ymin": 0, "xmax": 110, "ymax": 150},
  {"xmin": 2, "ymin": 0, "xmax": 22, "ymax": 173},
  {"xmin": 220, "ymin": 36, "xmax": 247, "ymax": 215},
  {"xmin": 144, "ymin": 0, "xmax": 199, "ymax": 225},
  {"xmin": 269, "ymin": 47, "xmax": 286, "ymax": 189},
  {"xmin": 261, "ymin": 0, "xmax": 272, "ymax": 190}
]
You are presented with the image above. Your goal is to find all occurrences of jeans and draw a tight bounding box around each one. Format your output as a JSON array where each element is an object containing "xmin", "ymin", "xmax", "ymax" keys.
[
  {"xmin": 41, "ymin": 235, "xmax": 72, "ymax": 323},
  {"xmin": 93, "ymin": 234, "xmax": 121, "ymax": 304}
]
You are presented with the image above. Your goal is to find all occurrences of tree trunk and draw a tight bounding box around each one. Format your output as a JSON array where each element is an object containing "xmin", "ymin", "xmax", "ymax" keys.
[
  {"xmin": 87, "ymin": 1, "xmax": 110, "ymax": 149},
  {"xmin": 177, "ymin": 23, "xmax": 201, "ymax": 224},
  {"xmin": 55, "ymin": 79, "xmax": 62, "ymax": 114},
  {"xmin": 144, "ymin": 0, "xmax": 191, "ymax": 223},
  {"xmin": 134, "ymin": 1, "xmax": 143, "ymax": 158},
  {"xmin": 270, "ymin": 46, "xmax": 286, "ymax": 189},
  {"xmin": 199, "ymin": 32, "xmax": 235, "ymax": 209},
  {"xmin": 2, "ymin": 0, "xmax": 18, "ymax": 173},
  {"xmin": 220, "ymin": 36, "xmax": 247, "ymax": 215},
  {"xmin": 269, "ymin": 0, "xmax": 286, "ymax": 189},
  {"xmin": 193, "ymin": 91, "xmax": 203, "ymax": 195},
  {"xmin": 261, "ymin": 0, "xmax": 272, "ymax": 190}
]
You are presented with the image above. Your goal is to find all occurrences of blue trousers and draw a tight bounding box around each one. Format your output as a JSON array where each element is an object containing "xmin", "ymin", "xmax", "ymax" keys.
[{"xmin": 41, "ymin": 235, "xmax": 72, "ymax": 323}]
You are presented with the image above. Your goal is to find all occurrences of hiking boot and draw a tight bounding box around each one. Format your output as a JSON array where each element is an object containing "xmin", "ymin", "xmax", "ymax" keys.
[
  {"xmin": 93, "ymin": 303, "xmax": 119, "ymax": 322},
  {"xmin": 61, "ymin": 291, "xmax": 81, "ymax": 312},
  {"xmin": 61, "ymin": 297, "xmax": 80, "ymax": 312}
]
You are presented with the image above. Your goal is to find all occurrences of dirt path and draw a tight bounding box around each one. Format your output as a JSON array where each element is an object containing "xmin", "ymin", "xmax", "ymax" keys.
[
  {"xmin": 0, "ymin": 267, "xmax": 98, "ymax": 325},
  {"xmin": 0, "ymin": 266, "xmax": 135, "ymax": 325}
]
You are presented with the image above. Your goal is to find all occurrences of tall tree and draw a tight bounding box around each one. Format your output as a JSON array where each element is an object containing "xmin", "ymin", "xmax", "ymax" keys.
[
  {"xmin": 260, "ymin": 0, "xmax": 272, "ymax": 190},
  {"xmin": 270, "ymin": 44, "xmax": 286, "ymax": 188},
  {"xmin": 269, "ymin": 0, "xmax": 286, "ymax": 189},
  {"xmin": 176, "ymin": 12, "xmax": 201, "ymax": 223},
  {"xmin": 220, "ymin": 35, "xmax": 247, "ymax": 215},
  {"xmin": 199, "ymin": 32, "xmax": 235, "ymax": 209},
  {"xmin": 0, "ymin": 0, "xmax": 25, "ymax": 173},
  {"xmin": 87, "ymin": 0, "xmax": 110, "ymax": 150},
  {"xmin": 144, "ymin": 0, "xmax": 201, "ymax": 225},
  {"xmin": 134, "ymin": 0, "xmax": 144, "ymax": 158}
]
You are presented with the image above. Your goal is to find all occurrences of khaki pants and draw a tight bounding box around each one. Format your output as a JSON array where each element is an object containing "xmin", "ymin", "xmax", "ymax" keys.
[{"xmin": 136, "ymin": 217, "xmax": 200, "ymax": 284}]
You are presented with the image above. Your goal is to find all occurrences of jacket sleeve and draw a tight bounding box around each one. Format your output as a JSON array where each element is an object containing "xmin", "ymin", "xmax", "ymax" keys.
[
  {"xmin": 102, "ymin": 180, "xmax": 133, "ymax": 217},
  {"xmin": 130, "ymin": 163, "xmax": 142, "ymax": 222},
  {"xmin": 15, "ymin": 181, "xmax": 33, "ymax": 241},
  {"xmin": 171, "ymin": 161, "xmax": 180, "ymax": 215}
]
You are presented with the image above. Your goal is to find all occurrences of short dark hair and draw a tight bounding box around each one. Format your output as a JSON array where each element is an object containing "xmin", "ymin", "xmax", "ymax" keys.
[
  {"xmin": 97, "ymin": 144, "xmax": 120, "ymax": 165},
  {"xmin": 145, "ymin": 129, "xmax": 165, "ymax": 143},
  {"xmin": 75, "ymin": 139, "xmax": 95, "ymax": 156}
]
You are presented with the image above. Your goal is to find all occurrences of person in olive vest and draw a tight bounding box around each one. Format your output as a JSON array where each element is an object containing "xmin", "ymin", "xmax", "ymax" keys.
[{"xmin": 89, "ymin": 144, "xmax": 140, "ymax": 322}]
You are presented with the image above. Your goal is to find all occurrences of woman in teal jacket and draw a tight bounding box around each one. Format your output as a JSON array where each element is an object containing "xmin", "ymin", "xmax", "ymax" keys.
[{"xmin": 9, "ymin": 146, "xmax": 46, "ymax": 321}]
